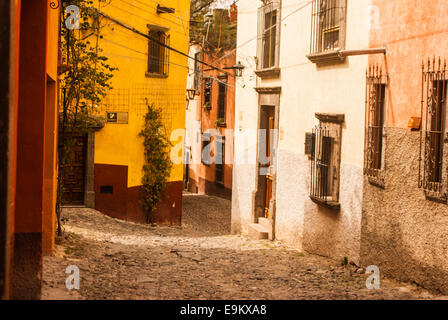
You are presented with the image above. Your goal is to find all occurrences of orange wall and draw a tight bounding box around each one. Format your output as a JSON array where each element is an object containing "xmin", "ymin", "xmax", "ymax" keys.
[
  {"xmin": 15, "ymin": 0, "xmax": 48, "ymax": 234},
  {"xmin": 194, "ymin": 51, "xmax": 236, "ymax": 191},
  {"xmin": 369, "ymin": 0, "xmax": 448, "ymax": 128},
  {"xmin": 42, "ymin": 1, "xmax": 60, "ymax": 255}
]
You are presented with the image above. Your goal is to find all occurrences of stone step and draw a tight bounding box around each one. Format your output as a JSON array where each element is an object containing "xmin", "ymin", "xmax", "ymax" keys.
[
  {"xmin": 258, "ymin": 217, "xmax": 270, "ymax": 229},
  {"xmin": 248, "ymin": 223, "xmax": 269, "ymax": 240}
]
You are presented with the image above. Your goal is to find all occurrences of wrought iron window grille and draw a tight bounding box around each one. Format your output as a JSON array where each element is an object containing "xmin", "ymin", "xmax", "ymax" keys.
[
  {"xmin": 193, "ymin": 52, "xmax": 201, "ymax": 91},
  {"xmin": 308, "ymin": 0, "xmax": 347, "ymax": 63},
  {"xmin": 202, "ymin": 132, "xmax": 213, "ymax": 166},
  {"xmin": 256, "ymin": 0, "xmax": 281, "ymax": 71},
  {"xmin": 203, "ymin": 78, "xmax": 213, "ymax": 108},
  {"xmin": 217, "ymin": 81, "xmax": 227, "ymax": 121},
  {"xmin": 309, "ymin": 124, "xmax": 341, "ymax": 210},
  {"xmin": 215, "ymin": 137, "xmax": 225, "ymax": 184},
  {"xmin": 418, "ymin": 57, "xmax": 448, "ymax": 201},
  {"xmin": 364, "ymin": 64, "xmax": 387, "ymax": 186},
  {"xmin": 147, "ymin": 30, "xmax": 170, "ymax": 77}
]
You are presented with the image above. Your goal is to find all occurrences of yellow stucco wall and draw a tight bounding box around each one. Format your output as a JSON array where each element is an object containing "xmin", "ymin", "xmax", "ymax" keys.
[{"xmin": 92, "ymin": 0, "xmax": 189, "ymax": 187}]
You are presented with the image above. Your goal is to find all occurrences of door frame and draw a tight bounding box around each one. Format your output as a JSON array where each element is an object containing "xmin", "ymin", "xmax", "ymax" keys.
[
  {"xmin": 58, "ymin": 115, "xmax": 103, "ymax": 208},
  {"xmin": 252, "ymin": 86, "xmax": 281, "ymax": 240}
]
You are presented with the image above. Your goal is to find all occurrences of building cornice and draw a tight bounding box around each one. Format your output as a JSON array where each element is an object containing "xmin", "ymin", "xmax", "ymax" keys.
[
  {"xmin": 254, "ymin": 86, "xmax": 282, "ymax": 94},
  {"xmin": 315, "ymin": 113, "xmax": 345, "ymax": 124}
]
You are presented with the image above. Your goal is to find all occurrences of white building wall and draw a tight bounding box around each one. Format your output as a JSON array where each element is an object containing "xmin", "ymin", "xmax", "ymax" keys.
[
  {"xmin": 231, "ymin": 0, "xmax": 259, "ymax": 235},
  {"xmin": 185, "ymin": 45, "xmax": 202, "ymax": 171},
  {"xmin": 232, "ymin": 0, "xmax": 372, "ymax": 263}
]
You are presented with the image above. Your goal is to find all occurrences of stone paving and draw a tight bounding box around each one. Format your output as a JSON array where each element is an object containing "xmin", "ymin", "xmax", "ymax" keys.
[{"xmin": 42, "ymin": 193, "xmax": 443, "ymax": 300}]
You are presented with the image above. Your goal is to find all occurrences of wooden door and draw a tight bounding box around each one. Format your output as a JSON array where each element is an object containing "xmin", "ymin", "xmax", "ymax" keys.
[
  {"xmin": 61, "ymin": 135, "xmax": 87, "ymax": 205},
  {"xmin": 264, "ymin": 116, "xmax": 274, "ymax": 218}
]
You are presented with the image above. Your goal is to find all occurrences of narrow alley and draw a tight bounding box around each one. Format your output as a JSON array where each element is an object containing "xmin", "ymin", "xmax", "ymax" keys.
[{"xmin": 42, "ymin": 193, "xmax": 440, "ymax": 300}]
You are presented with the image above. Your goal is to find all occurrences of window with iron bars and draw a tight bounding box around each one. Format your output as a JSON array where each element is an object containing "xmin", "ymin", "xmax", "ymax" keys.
[
  {"xmin": 193, "ymin": 52, "xmax": 201, "ymax": 90},
  {"xmin": 147, "ymin": 30, "xmax": 170, "ymax": 77},
  {"xmin": 419, "ymin": 57, "xmax": 447, "ymax": 201},
  {"xmin": 217, "ymin": 80, "xmax": 227, "ymax": 121},
  {"xmin": 203, "ymin": 78, "xmax": 212, "ymax": 107},
  {"xmin": 309, "ymin": 0, "xmax": 346, "ymax": 55},
  {"xmin": 202, "ymin": 132, "xmax": 212, "ymax": 165},
  {"xmin": 215, "ymin": 137, "xmax": 225, "ymax": 184},
  {"xmin": 256, "ymin": 0, "xmax": 280, "ymax": 70},
  {"xmin": 309, "ymin": 115, "xmax": 343, "ymax": 210},
  {"xmin": 364, "ymin": 65, "xmax": 386, "ymax": 186}
]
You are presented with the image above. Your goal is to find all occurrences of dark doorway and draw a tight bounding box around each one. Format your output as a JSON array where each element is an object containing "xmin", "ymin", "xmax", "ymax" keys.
[
  {"xmin": 254, "ymin": 105, "xmax": 276, "ymax": 220},
  {"xmin": 62, "ymin": 135, "xmax": 87, "ymax": 205}
]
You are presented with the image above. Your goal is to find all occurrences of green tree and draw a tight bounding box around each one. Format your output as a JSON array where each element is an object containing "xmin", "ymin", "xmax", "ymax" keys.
[
  {"xmin": 57, "ymin": 0, "xmax": 116, "ymax": 235},
  {"xmin": 189, "ymin": 0, "xmax": 216, "ymax": 45},
  {"xmin": 190, "ymin": 1, "xmax": 237, "ymax": 56}
]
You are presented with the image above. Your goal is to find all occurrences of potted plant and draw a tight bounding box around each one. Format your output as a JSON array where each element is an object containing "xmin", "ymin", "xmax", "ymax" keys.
[
  {"xmin": 203, "ymin": 102, "xmax": 212, "ymax": 114},
  {"xmin": 215, "ymin": 117, "xmax": 226, "ymax": 128}
]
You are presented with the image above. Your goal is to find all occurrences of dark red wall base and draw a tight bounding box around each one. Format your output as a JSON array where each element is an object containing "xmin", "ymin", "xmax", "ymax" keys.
[{"xmin": 94, "ymin": 164, "xmax": 182, "ymax": 225}]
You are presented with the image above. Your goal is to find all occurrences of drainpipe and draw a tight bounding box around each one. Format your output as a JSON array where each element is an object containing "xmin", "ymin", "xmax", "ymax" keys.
[{"xmin": 338, "ymin": 47, "xmax": 386, "ymax": 57}]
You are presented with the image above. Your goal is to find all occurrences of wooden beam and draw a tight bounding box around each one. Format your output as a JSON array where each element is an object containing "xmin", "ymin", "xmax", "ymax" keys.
[{"xmin": 338, "ymin": 48, "xmax": 386, "ymax": 57}]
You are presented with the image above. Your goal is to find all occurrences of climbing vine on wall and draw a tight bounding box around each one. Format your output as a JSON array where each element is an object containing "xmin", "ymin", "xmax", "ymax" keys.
[{"xmin": 139, "ymin": 103, "xmax": 172, "ymax": 223}]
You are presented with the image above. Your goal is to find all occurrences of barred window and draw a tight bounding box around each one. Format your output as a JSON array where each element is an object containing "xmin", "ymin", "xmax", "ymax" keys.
[
  {"xmin": 215, "ymin": 137, "xmax": 224, "ymax": 184},
  {"xmin": 364, "ymin": 65, "xmax": 386, "ymax": 184},
  {"xmin": 193, "ymin": 52, "xmax": 201, "ymax": 90},
  {"xmin": 147, "ymin": 29, "xmax": 170, "ymax": 76},
  {"xmin": 202, "ymin": 132, "xmax": 212, "ymax": 165},
  {"xmin": 310, "ymin": 0, "xmax": 346, "ymax": 55},
  {"xmin": 257, "ymin": 0, "xmax": 280, "ymax": 70},
  {"xmin": 309, "ymin": 114, "xmax": 343, "ymax": 210},
  {"xmin": 203, "ymin": 78, "xmax": 212, "ymax": 107},
  {"xmin": 217, "ymin": 80, "xmax": 226, "ymax": 120},
  {"xmin": 419, "ymin": 58, "xmax": 447, "ymax": 197}
]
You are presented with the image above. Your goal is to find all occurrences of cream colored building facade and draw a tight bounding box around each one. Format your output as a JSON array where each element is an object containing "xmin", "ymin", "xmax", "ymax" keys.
[{"xmin": 232, "ymin": 0, "xmax": 371, "ymax": 264}]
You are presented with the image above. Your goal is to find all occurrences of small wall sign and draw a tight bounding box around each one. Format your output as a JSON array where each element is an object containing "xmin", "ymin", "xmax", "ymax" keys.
[{"xmin": 106, "ymin": 112, "xmax": 128, "ymax": 124}]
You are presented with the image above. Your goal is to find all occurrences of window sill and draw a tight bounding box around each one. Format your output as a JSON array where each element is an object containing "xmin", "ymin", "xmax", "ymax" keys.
[
  {"xmin": 367, "ymin": 175, "xmax": 385, "ymax": 189},
  {"xmin": 315, "ymin": 112, "xmax": 345, "ymax": 124},
  {"xmin": 254, "ymin": 67, "xmax": 280, "ymax": 79},
  {"xmin": 424, "ymin": 189, "xmax": 447, "ymax": 204},
  {"xmin": 310, "ymin": 195, "xmax": 341, "ymax": 211},
  {"xmin": 364, "ymin": 169, "xmax": 386, "ymax": 189},
  {"xmin": 306, "ymin": 50, "xmax": 345, "ymax": 65},
  {"xmin": 145, "ymin": 72, "xmax": 168, "ymax": 78}
]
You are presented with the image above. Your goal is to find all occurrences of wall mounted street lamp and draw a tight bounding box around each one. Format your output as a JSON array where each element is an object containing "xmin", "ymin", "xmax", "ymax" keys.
[
  {"xmin": 187, "ymin": 89, "xmax": 197, "ymax": 100},
  {"xmin": 223, "ymin": 61, "xmax": 245, "ymax": 77},
  {"xmin": 233, "ymin": 61, "xmax": 245, "ymax": 77}
]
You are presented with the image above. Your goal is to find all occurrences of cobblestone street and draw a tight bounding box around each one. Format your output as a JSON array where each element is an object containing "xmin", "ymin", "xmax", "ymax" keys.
[{"xmin": 42, "ymin": 193, "xmax": 441, "ymax": 300}]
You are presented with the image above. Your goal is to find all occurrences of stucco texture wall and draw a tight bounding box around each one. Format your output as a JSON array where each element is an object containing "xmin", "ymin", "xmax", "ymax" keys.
[
  {"xmin": 232, "ymin": 0, "xmax": 370, "ymax": 260},
  {"xmin": 93, "ymin": 0, "xmax": 190, "ymax": 186},
  {"xmin": 231, "ymin": 0, "xmax": 259, "ymax": 234},
  {"xmin": 91, "ymin": 0, "xmax": 190, "ymax": 224},
  {"xmin": 361, "ymin": 0, "xmax": 448, "ymax": 293},
  {"xmin": 361, "ymin": 128, "xmax": 448, "ymax": 294}
]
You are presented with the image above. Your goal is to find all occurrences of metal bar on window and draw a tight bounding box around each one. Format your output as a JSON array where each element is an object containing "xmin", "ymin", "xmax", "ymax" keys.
[
  {"xmin": 310, "ymin": 125, "xmax": 335, "ymax": 203},
  {"xmin": 310, "ymin": 0, "xmax": 345, "ymax": 54},
  {"xmin": 419, "ymin": 57, "xmax": 447, "ymax": 191},
  {"xmin": 364, "ymin": 64, "xmax": 386, "ymax": 178}
]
